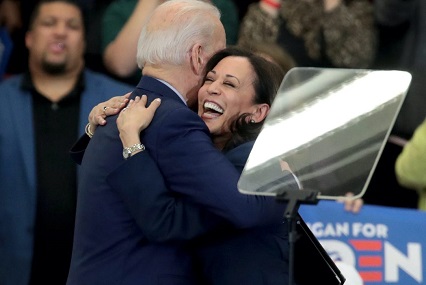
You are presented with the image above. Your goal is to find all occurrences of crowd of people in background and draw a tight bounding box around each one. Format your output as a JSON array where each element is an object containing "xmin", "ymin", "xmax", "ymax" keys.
[{"xmin": 1, "ymin": 0, "xmax": 425, "ymax": 285}]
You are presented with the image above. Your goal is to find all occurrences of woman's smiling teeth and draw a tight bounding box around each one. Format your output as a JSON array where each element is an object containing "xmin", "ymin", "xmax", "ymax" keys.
[{"xmin": 204, "ymin": 102, "xmax": 224, "ymax": 114}]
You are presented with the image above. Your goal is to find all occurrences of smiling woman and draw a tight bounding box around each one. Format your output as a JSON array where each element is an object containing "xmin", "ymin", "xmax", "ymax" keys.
[
  {"xmin": 199, "ymin": 56, "xmax": 266, "ymax": 149},
  {"xmin": 197, "ymin": 47, "xmax": 284, "ymax": 150}
]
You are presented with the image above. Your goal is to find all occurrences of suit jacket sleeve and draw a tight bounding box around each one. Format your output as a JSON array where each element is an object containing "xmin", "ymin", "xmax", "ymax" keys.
[{"xmin": 106, "ymin": 151, "xmax": 232, "ymax": 242}]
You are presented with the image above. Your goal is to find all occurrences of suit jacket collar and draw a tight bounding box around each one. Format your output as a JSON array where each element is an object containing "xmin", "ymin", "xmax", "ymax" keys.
[{"xmin": 136, "ymin": 76, "xmax": 187, "ymax": 106}]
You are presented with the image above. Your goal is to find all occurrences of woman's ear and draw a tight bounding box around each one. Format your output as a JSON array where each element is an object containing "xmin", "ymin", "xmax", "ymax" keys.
[
  {"xmin": 189, "ymin": 44, "xmax": 204, "ymax": 75},
  {"xmin": 251, "ymin": 104, "xmax": 270, "ymax": 123}
]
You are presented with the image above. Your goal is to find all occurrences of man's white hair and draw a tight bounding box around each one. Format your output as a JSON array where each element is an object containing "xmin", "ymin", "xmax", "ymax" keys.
[{"xmin": 136, "ymin": 0, "xmax": 221, "ymax": 68}]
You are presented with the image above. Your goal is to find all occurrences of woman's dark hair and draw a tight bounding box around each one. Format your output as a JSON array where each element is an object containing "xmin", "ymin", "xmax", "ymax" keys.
[{"xmin": 203, "ymin": 46, "xmax": 286, "ymax": 150}]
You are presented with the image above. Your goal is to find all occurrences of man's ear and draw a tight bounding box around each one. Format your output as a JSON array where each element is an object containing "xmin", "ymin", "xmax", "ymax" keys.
[
  {"xmin": 189, "ymin": 44, "xmax": 204, "ymax": 75},
  {"xmin": 251, "ymin": 104, "xmax": 270, "ymax": 123}
]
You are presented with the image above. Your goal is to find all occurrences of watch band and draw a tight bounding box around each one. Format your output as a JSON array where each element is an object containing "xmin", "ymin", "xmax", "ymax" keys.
[{"xmin": 123, "ymin": 143, "xmax": 145, "ymax": 159}]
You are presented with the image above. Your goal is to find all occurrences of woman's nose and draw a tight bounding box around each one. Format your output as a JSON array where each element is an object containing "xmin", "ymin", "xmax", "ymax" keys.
[{"xmin": 207, "ymin": 81, "xmax": 220, "ymax": 95}]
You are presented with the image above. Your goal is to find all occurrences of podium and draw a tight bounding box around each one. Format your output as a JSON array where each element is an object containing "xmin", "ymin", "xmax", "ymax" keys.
[{"xmin": 238, "ymin": 68, "xmax": 412, "ymax": 284}]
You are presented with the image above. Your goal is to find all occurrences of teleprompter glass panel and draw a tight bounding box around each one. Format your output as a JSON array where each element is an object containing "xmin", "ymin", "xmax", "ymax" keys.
[{"xmin": 238, "ymin": 68, "xmax": 411, "ymax": 200}]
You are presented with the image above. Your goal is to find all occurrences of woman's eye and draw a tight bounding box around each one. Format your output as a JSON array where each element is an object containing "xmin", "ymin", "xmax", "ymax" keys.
[{"xmin": 224, "ymin": 82, "xmax": 235, "ymax": 88}]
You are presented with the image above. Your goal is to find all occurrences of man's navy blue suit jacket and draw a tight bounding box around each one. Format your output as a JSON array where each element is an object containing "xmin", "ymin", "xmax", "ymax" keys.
[
  {"xmin": 67, "ymin": 76, "xmax": 286, "ymax": 285},
  {"xmin": 107, "ymin": 140, "xmax": 292, "ymax": 285}
]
